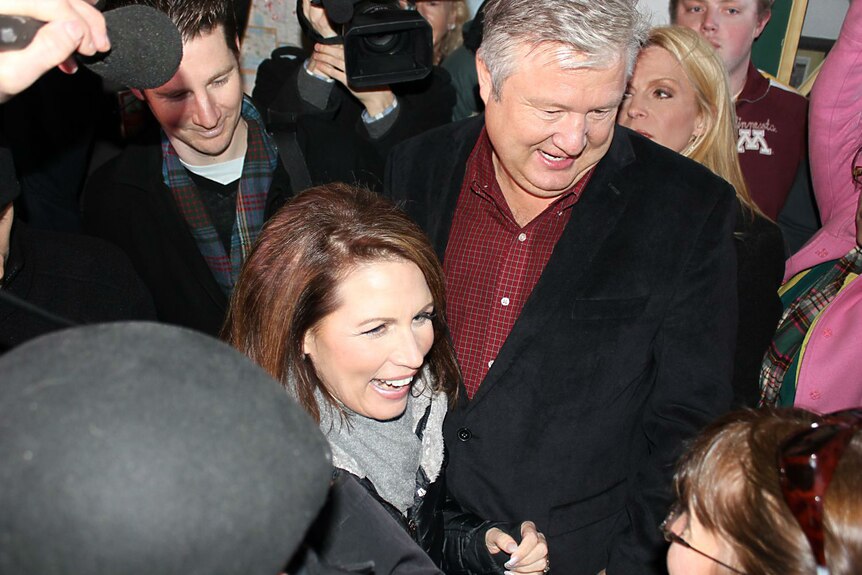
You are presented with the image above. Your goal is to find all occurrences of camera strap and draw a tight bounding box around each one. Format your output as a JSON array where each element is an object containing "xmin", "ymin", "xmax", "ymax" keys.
[{"xmin": 271, "ymin": 127, "xmax": 313, "ymax": 195}]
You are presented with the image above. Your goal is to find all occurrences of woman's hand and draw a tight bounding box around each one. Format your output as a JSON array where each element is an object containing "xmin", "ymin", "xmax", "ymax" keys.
[
  {"xmin": 485, "ymin": 520, "xmax": 550, "ymax": 574},
  {"xmin": 308, "ymin": 42, "xmax": 395, "ymax": 117}
]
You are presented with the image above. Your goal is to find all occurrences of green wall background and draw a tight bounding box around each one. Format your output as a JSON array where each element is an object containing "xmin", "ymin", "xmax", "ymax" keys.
[{"xmin": 752, "ymin": 0, "xmax": 794, "ymax": 76}]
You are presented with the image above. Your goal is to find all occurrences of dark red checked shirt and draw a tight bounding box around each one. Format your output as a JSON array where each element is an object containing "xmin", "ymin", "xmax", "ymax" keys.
[{"xmin": 444, "ymin": 129, "xmax": 592, "ymax": 398}]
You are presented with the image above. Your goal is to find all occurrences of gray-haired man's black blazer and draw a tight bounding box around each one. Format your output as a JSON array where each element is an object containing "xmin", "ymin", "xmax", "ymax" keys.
[{"xmin": 385, "ymin": 116, "xmax": 737, "ymax": 575}]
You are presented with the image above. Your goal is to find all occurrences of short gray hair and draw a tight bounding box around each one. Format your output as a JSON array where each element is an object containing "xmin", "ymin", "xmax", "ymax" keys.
[{"xmin": 477, "ymin": 0, "xmax": 649, "ymax": 98}]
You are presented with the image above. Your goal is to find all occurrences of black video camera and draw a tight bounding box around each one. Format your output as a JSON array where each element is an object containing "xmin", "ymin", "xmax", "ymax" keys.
[{"xmin": 311, "ymin": 0, "xmax": 433, "ymax": 88}]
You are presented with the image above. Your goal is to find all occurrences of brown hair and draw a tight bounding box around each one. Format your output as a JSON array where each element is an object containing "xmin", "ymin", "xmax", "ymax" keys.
[
  {"xmin": 673, "ymin": 408, "xmax": 862, "ymax": 575},
  {"xmin": 669, "ymin": 0, "xmax": 774, "ymax": 21},
  {"xmin": 222, "ymin": 183, "xmax": 460, "ymax": 422},
  {"xmin": 107, "ymin": 0, "xmax": 240, "ymax": 56}
]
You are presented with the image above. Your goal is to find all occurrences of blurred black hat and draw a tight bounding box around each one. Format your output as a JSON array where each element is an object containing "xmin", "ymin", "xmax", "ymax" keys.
[{"xmin": 0, "ymin": 322, "xmax": 332, "ymax": 575}]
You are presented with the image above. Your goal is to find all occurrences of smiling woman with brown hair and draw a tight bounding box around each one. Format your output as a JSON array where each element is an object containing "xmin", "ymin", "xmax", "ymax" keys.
[{"xmin": 224, "ymin": 183, "xmax": 549, "ymax": 575}]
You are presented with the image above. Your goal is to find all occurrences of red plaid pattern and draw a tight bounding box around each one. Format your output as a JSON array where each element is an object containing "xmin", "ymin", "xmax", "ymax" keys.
[{"xmin": 444, "ymin": 129, "xmax": 591, "ymax": 397}]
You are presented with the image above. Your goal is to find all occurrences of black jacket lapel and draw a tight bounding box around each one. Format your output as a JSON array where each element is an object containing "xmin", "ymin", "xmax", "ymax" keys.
[{"xmin": 467, "ymin": 127, "xmax": 637, "ymax": 407}]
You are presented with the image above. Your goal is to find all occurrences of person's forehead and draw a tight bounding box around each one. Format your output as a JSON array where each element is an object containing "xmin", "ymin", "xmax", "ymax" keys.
[
  {"xmin": 499, "ymin": 53, "xmax": 627, "ymax": 113},
  {"xmin": 637, "ymin": 45, "xmax": 686, "ymax": 75},
  {"xmin": 159, "ymin": 28, "xmax": 239, "ymax": 86},
  {"xmin": 181, "ymin": 25, "xmax": 235, "ymax": 58},
  {"xmin": 677, "ymin": 0, "xmax": 762, "ymax": 9}
]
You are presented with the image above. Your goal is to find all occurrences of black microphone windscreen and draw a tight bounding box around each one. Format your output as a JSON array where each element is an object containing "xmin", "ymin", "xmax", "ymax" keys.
[{"xmin": 78, "ymin": 5, "xmax": 183, "ymax": 89}]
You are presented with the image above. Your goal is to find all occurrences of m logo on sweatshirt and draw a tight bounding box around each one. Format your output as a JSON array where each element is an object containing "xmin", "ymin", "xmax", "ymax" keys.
[
  {"xmin": 738, "ymin": 128, "xmax": 773, "ymax": 155},
  {"xmin": 737, "ymin": 119, "xmax": 776, "ymax": 156}
]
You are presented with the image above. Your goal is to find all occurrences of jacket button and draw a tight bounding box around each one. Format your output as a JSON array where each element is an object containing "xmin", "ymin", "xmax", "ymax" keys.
[{"xmin": 457, "ymin": 427, "xmax": 472, "ymax": 441}]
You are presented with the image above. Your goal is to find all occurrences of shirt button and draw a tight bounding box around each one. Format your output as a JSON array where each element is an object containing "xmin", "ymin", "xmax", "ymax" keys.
[
  {"xmin": 501, "ymin": 297, "xmax": 510, "ymax": 306},
  {"xmin": 518, "ymin": 232, "xmax": 527, "ymax": 242},
  {"xmin": 487, "ymin": 359, "xmax": 494, "ymax": 368},
  {"xmin": 457, "ymin": 427, "xmax": 472, "ymax": 441}
]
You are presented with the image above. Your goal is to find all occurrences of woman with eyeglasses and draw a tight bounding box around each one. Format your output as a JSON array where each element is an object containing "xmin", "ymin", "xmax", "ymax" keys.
[
  {"xmin": 759, "ymin": 0, "xmax": 862, "ymax": 412},
  {"xmin": 664, "ymin": 408, "xmax": 862, "ymax": 575}
]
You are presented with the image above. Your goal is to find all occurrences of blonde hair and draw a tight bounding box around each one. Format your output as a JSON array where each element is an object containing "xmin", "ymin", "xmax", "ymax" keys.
[
  {"xmin": 436, "ymin": 0, "xmax": 470, "ymax": 63},
  {"xmin": 647, "ymin": 26, "xmax": 765, "ymax": 221}
]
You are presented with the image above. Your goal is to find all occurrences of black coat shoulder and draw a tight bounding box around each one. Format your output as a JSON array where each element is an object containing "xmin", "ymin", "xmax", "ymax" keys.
[
  {"xmin": 0, "ymin": 222, "xmax": 155, "ymax": 352},
  {"xmin": 732, "ymin": 207, "xmax": 784, "ymax": 406}
]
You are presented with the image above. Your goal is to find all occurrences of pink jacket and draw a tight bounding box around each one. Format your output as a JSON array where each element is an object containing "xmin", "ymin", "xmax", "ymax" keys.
[{"xmin": 783, "ymin": 0, "xmax": 862, "ymax": 413}]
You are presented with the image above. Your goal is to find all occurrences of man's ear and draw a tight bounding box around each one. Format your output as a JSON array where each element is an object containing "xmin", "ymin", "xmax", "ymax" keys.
[
  {"xmin": 476, "ymin": 55, "xmax": 493, "ymax": 106},
  {"xmin": 753, "ymin": 9, "xmax": 771, "ymax": 40},
  {"xmin": 130, "ymin": 88, "xmax": 146, "ymax": 101},
  {"xmin": 234, "ymin": 34, "xmax": 242, "ymax": 53}
]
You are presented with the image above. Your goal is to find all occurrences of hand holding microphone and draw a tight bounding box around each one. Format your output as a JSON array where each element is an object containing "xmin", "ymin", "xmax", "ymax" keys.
[
  {"xmin": 0, "ymin": 0, "xmax": 108, "ymax": 103},
  {"xmin": 0, "ymin": 0, "xmax": 183, "ymax": 103}
]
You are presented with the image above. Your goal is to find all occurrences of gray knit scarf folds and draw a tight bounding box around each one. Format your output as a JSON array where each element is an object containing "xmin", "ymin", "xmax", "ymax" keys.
[{"xmin": 314, "ymin": 368, "xmax": 447, "ymax": 515}]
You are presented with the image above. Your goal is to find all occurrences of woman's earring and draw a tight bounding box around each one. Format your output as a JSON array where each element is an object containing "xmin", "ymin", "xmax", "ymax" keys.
[
  {"xmin": 681, "ymin": 133, "xmax": 700, "ymax": 157},
  {"xmin": 448, "ymin": 23, "xmax": 456, "ymax": 30}
]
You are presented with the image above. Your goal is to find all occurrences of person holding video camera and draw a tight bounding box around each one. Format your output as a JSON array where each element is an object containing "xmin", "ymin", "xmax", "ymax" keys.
[{"xmin": 253, "ymin": 0, "xmax": 455, "ymax": 193}]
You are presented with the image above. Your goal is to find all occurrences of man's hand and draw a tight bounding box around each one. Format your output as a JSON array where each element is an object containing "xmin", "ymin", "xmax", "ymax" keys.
[
  {"xmin": 308, "ymin": 42, "xmax": 395, "ymax": 117},
  {"xmin": 303, "ymin": 0, "xmax": 337, "ymax": 39},
  {"xmin": 0, "ymin": 0, "xmax": 109, "ymax": 103},
  {"xmin": 486, "ymin": 520, "xmax": 550, "ymax": 575}
]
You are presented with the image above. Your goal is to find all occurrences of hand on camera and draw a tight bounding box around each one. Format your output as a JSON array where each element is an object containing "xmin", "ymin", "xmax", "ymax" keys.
[
  {"xmin": 302, "ymin": 0, "xmax": 338, "ymax": 38},
  {"xmin": 308, "ymin": 42, "xmax": 396, "ymax": 117}
]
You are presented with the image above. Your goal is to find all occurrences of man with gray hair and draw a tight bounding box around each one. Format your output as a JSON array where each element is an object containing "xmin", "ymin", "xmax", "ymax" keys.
[{"xmin": 385, "ymin": 0, "xmax": 738, "ymax": 573}]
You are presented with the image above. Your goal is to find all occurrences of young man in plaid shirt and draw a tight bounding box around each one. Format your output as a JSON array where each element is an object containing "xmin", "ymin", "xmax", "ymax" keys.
[{"xmin": 84, "ymin": 0, "xmax": 293, "ymax": 336}]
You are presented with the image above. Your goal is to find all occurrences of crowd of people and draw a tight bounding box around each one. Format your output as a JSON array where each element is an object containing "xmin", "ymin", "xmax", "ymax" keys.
[{"xmin": 0, "ymin": 0, "xmax": 860, "ymax": 573}]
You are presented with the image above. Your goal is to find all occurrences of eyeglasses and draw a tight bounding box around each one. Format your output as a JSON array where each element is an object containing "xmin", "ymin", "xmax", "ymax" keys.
[
  {"xmin": 778, "ymin": 408, "xmax": 862, "ymax": 575},
  {"xmin": 660, "ymin": 506, "xmax": 748, "ymax": 574},
  {"xmin": 853, "ymin": 146, "xmax": 862, "ymax": 186}
]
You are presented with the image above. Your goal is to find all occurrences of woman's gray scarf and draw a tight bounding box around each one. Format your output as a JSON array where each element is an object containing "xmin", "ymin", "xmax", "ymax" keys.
[{"xmin": 314, "ymin": 368, "xmax": 447, "ymax": 515}]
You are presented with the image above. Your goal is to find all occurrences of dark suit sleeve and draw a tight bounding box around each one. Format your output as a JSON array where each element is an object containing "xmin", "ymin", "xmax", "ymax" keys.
[
  {"xmin": 374, "ymin": 67, "xmax": 455, "ymax": 148},
  {"xmin": 607, "ymin": 182, "xmax": 737, "ymax": 573},
  {"xmin": 442, "ymin": 494, "xmax": 517, "ymax": 575},
  {"xmin": 298, "ymin": 472, "xmax": 444, "ymax": 575},
  {"xmin": 731, "ymin": 211, "xmax": 784, "ymax": 407}
]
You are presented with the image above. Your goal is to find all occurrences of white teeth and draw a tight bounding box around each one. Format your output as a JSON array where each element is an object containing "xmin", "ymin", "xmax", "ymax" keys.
[
  {"xmin": 373, "ymin": 377, "xmax": 413, "ymax": 389},
  {"xmin": 540, "ymin": 150, "xmax": 566, "ymax": 162}
]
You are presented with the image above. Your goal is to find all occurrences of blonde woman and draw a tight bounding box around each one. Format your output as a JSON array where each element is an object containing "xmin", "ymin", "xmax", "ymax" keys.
[
  {"xmin": 619, "ymin": 26, "xmax": 784, "ymax": 407},
  {"xmin": 414, "ymin": 0, "xmax": 470, "ymax": 64}
]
